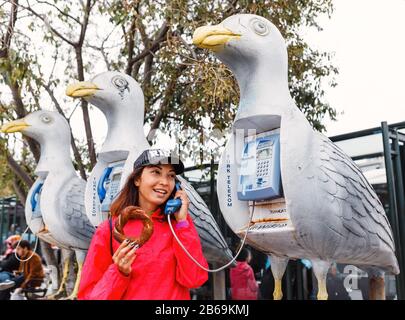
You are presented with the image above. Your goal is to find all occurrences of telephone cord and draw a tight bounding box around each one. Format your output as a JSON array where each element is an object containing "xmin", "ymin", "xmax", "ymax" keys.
[
  {"xmin": 167, "ymin": 202, "xmax": 255, "ymax": 273},
  {"xmin": 14, "ymin": 226, "xmax": 39, "ymax": 262}
]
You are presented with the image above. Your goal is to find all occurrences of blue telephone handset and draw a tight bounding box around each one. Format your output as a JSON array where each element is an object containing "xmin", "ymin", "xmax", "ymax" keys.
[
  {"xmin": 97, "ymin": 167, "xmax": 113, "ymax": 203},
  {"xmin": 30, "ymin": 182, "xmax": 44, "ymax": 212},
  {"xmin": 164, "ymin": 182, "xmax": 182, "ymax": 215}
]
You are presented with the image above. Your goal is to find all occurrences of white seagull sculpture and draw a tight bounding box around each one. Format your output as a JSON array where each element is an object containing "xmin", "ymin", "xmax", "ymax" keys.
[
  {"xmin": 66, "ymin": 71, "xmax": 234, "ymax": 265},
  {"xmin": 193, "ymin": 14, "xmax": 399, "ymax": 300},
  {"xmin": 1, "ymin": 110, "xmax": 95, "ymax": 299}
]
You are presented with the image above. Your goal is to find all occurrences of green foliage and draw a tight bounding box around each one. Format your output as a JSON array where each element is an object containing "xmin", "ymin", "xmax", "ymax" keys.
[
  {"xmin": 72, "ymin": 138, "xmax": 93, "ymax": 173},
  {"xmin": 103, "ymin": 0, "xmax": 337, "ymax": 162},
  {"xmin": 0, "ymin": 140, "xmax": 14, "ymax": 197}
]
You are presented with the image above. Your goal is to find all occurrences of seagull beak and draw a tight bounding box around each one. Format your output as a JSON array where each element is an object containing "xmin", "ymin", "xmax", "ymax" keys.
[
  {"xmin": 66, "ymin": 81, "xmax": 100, "ymax": 98},
  {"xmin": 192, "ymin": 24, "xmax": 240, "ymax": 51},
  {"xmin": 1, "ymin": 119, "xmax": 30, "ymax": 133}
]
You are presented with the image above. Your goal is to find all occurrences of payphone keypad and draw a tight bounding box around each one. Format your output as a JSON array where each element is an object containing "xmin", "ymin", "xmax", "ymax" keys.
[{"xmin": 256, "ymin": 140, "xmax": 274, "ymax": 180}]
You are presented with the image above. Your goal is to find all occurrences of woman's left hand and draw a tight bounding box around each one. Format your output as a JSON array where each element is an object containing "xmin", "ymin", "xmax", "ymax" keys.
[{"xmin": 173, "ymin": 187, "xmax": 189, "ymax": 222}]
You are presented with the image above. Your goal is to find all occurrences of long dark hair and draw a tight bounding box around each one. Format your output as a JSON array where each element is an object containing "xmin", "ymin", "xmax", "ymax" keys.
[{"xmin": 109, "ymin": 166, "xmax": 176, "ymax": 221}]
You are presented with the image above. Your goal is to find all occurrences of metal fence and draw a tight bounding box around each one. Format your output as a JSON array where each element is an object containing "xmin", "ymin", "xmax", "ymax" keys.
[{"xmin": 0, "ymin": 196, "xmax": 29, "ymax": 254}]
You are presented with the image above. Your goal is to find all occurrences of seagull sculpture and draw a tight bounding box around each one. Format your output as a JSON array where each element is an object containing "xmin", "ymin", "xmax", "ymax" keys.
[
  {"xmin": 193, "ymin": 14, "xmax": 399, "ymax": 300},
  {"xmin": 1, "ymin": 110, "xmax": 95, "ymax": 299},
  {"xmin": 65, "ymin": 71, "xmax": 234, "ymax": 265}
]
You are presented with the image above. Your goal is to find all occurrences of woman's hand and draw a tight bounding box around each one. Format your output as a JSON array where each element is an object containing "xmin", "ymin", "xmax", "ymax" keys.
[
  {"xmin": 173, "ymin": 186, "xmax": 189, "ymax": 222},
  {"xmin": 112, "ymin": 239, "xmax": 139, "ymax": 277}
]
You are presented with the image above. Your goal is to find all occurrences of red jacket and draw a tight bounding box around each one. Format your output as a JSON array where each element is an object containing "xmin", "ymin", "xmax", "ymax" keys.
[
  {"xmin": 78, "ymin": 209, "xmax": 208, "ymax": 300},
  {"xmin": 230, "ymin": 261, "xmax": 258, "ymax": 300}
]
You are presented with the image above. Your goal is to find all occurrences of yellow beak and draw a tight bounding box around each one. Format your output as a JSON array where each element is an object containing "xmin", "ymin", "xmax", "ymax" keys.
[
  {"xmin": 66, "ymin": 81, "xmax": 99, "ymax": 98},
  {"xmin": 192, "ymin": 25, "xmax": 240, "ymax": 51},
  {"xmin": 1, "ymin": 119, "xmax": 29, "ymax": 133}
]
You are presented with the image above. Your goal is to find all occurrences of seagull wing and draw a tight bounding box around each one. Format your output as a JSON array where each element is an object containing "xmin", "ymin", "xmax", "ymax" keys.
[
  {"xmin": 61, "ymin": 177, "xmax": 95, "ymax": 249},
  {"xmin": 295, "ymin": 133, "xmax": 398, "ymax": 273},
  {"xmin": 177, "ymin": 176, "xmax": 234, "ymax": 265}
]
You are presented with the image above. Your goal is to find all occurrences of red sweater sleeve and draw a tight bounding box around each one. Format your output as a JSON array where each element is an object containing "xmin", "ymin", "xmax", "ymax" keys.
[
  {"xmin": 78, "ymin": 221, "xmax": 131, "ymax": 300},
  {"xmin": 172, "ymin": 214, "xmax": 209, "ymax": 288},
  {"xmin": 247, "ymin": 267, "xmax": 259, "ymax": 292}
]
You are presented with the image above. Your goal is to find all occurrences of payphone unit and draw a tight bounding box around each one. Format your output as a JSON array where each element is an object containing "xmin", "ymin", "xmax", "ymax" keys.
[
  {"xmin": 237, "ymin": 129, "xmax": 282, "ymax": 201},
  {"xmin": 98, "ymin": 160, "xmax": 125, "ymax": 213},
  {"xmin": 30, "ymin": 181, "xmax": 44, "ymax": 218}
]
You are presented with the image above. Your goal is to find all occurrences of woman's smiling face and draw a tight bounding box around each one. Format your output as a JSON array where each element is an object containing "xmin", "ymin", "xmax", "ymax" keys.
[{"xmin": 135, "ymin": 164, "xmax": 176, "ymax": 211}]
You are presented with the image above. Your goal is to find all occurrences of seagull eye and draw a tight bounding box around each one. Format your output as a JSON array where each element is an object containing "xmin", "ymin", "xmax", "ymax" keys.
[
  {"xmin": 251, "ymin": 19, "xmax": 269, "ymax": 36},
  {"xmin": 41, "ymin": 115, "xmax": 52, "ymax": 123},
  {"xmin": 112, "ymin": 76, "xmax": 129, "ymax": 90}
]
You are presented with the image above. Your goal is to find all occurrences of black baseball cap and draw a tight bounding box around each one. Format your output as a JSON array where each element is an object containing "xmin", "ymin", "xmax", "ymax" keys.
[{"xmin": 133, "ymin": 149, "xmax": 184, "ymax": 174}]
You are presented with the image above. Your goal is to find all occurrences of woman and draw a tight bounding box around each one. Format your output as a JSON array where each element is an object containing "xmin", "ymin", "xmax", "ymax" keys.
[{"xmin": 78, "ymin": 149, "xmax": 208, "ymax": 300}]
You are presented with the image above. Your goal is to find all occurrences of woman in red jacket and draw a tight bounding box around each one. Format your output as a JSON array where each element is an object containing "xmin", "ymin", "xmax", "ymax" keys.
[{"xmin": 78, "ymin": 149, "xmax": 208, "ymax": 300}]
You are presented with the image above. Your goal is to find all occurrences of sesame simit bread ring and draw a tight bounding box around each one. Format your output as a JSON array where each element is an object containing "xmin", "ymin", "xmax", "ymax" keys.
[{"xmin": 113, "ymin": 206, "xmax": 154, "ymax": 246}]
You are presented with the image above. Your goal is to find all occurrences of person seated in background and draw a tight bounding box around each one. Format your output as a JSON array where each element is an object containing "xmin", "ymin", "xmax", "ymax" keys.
[
  {"xmin": 0, "ymin": 240, "xmax": 44, "ymax": 299},
  {"xmin": 0, "ymin": 236, "xmax": 22, "ymax": 300},
  {"xmin": 0, "ymin": 235, "xmax": 21, "ymax": 283},
  {"xmin": 229, "ymin": 248, "xmax": 259, "ymax": 300},
  {"xmin": 1, "ymin": 235, "xmax": 20, "ymax": 257}
]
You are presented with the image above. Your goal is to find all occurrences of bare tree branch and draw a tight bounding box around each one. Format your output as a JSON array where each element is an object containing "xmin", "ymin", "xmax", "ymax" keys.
[
  {"xmin": 47, "ymin": 48, "xmax": 58, "ymax": 84},
  {"xmin": 27, "ymin": 80, "xmax": 40, "ymax": 108},
  {"xmin": 23, "ymin": 0, "xmax": 97, "ymax": 167},
  {"xmin": 0, "ymin": 0, "xmax": 18, "ymax": 58},
  {"xmin": 8, "ymin": 82, "xmax": 41, "ymax": 162},
  {"xmin": 146, "ymin": 64, "xmax": 187, "ymax": 142},
  {"xmin": 6, "ymin": 152, "xmax": 34, "ymax": 187},
  {"xmin": 75, "ymin": 45, "xmax": 97, "ymax": 167},
  {"xmin": 127, "ymin": 22, "xmax": 169, "ymax": 72},
  {"xmin": 136, "ymin": 15, "xmax": 149, "ymax": 46},
  {"xmin": 22, "ymin": 1, "xmax": 76, "ymax": 46},
  {"xmin": 12, "ymin": 177, "xmax": 27, "ymax": 204},
  {"xmin": 224, "ymin": 0, "xmax": 239, "ymax": 16},
  {"xmin": 88, "ymin": 44, "xmax": 111, "ymax": 70},
  {"xmin": 77, "ymin": 0, "xmax": 93, "ymax": 47},
  {"xmin": 32, "ymin": 52, "xmax": 87, "ymax": 180},
  {"xmin": 0, "ymin": 0, "xmax": 41, "ymax": 162},
  {"xmin": 36, "ymin": 0, "xmax": 81, "ymax": 24},
  {"xmin": 174, "ymin": 31, "xmax": 197, "ymax": 60},
  {"xmin": 131, "ymin": 60, "xmax": 142, "ymax": 79},
  {"xmin": 87, "ymin": 25, "xmax": 119, "ymax": 71},
  {"xmin": 142, "ymin": 54, "xmax": 153, "ymax": 89},
  {"xmin": 125, "ymin": 18, "xmax": 137, "ymax": 75},
  {"xmin": 75, "ymin": 0, "xmax": 97, "ymax": 167}
]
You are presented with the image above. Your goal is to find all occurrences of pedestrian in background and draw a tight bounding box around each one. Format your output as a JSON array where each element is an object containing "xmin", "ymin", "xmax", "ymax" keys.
[{"xmin": 230, "ymin": 248, "xmax": 259, "ymax": 300}]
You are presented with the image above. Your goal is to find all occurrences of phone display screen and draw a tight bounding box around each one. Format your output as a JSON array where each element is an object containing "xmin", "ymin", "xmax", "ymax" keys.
[{"xmin": 257, "ymin": 148, "xmax": 270, "ymax": 160}]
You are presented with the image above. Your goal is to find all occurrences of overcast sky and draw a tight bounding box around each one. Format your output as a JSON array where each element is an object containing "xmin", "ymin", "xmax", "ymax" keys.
[{"xmin": 304, "ymin": 0, "xmax": 405, "ymax": 137}]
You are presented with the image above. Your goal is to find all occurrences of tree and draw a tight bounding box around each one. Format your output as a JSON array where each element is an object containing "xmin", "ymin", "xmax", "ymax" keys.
[
  {"xmin": 99, "ymin": 0, "xmax": 338, "ymax": 161},
  {"xmin": 0, "ymin": 0, "xmax": 337, "ymax": 198}
]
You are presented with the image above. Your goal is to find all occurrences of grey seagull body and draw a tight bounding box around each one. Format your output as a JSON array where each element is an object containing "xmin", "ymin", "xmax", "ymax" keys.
[
  {"xmin": 193, "ymin": 14, "xmax": 399, "ymax": 299},
  {"xmin": 1, "ymin": 110, "xmax": 95, "ymax": 299}
]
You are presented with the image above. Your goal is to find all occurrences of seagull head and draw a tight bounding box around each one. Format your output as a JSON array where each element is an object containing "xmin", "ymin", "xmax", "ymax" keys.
[
  {"xmin": 193, "ymin": 14, "xmax": 288, "ymax": 80},
  {"xmin": 1, "ymin": 110, "xmax": 70, "ymax": 144},
  {"xmin": 65, "ymin": 71, "xmax": 144, "ymax": 114}
]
